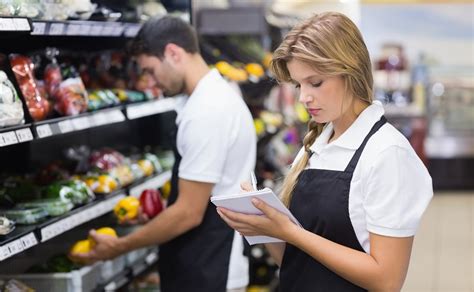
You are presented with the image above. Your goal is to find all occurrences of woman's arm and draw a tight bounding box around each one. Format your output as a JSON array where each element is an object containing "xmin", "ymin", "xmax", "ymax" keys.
[
  {"xmin": 218, "ymin": 199, "xmax": 413, "ymax": 291},
  {"xmin": 288, "ymin": 226, "xmax": 413, "ymax": 291},
  {"xmin": 264, "ymin": 242, "xmax": 286, "ymax": 266}
]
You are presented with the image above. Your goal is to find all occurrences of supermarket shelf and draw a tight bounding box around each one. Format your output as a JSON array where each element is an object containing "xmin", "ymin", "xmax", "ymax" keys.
[
  {"xmin": 0, "ymin": 17, "xmax": 32, "ymax": 33},
  {"xmin": 98, "ymin": 249, "xmax": 159, "ymax": 292},
  {"xmin": 126, "ymin": 98, "xmax": 178, "ymax": 120},
  {"xmin": 0, "ymin": 124, "xmax": 34, "ymax": 147},
  {"xmin": 129, "ymin": 170, "xmax": 172, "ymax": 198},
  {"xmin": 30, "ymin": 20, "xmax": 142, "ymax": 38},
  {"xmin": 0, "ymin": 98, "xmax": 178, "ymax": 147},
  {"xmin": 33, "ymin": 106, "xmax": 126, "ymax": 139},
  {"xmin": 0, "ymin": 171, "xmax": 170, "ymax": 262}
]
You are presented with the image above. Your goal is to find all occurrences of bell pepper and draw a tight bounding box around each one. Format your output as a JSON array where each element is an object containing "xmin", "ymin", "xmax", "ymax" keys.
[
  {"xmin": 114, "ymin": 196, "xmax": 140, "ymax": 221},
  {"xmin": 139, "ymin": 189, "xmax": 163, "ymax": 219},
  {"xmin": 89, "ymin": 227, "xmax": 118, "ymax": 248}
]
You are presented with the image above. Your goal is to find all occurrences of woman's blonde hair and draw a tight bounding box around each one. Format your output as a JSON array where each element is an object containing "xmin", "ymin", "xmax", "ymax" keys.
[{"xmin": 271, "ymin": 12, "xmax": 374, "ymax": 207}]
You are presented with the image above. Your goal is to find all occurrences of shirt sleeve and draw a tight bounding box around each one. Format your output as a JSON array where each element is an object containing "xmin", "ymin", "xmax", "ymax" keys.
[
  {"xmin": 363, "ymin": 145, "xmax": 433, "ymax": 237},
  {"xmin": 177, "ymin": 112, "xmax": 235, "ymax": 183}
]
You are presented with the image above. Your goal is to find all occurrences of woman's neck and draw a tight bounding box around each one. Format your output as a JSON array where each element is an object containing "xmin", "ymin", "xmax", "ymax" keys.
[{"xmin": 329, "ymin": 99, "xmax": 369, "ymax": 143}]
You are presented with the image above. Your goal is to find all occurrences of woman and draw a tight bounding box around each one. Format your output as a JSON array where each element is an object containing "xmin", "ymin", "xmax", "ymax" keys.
[{"xmin": 217, "ymin": 12, "xmax": 433, "ymax": 291}]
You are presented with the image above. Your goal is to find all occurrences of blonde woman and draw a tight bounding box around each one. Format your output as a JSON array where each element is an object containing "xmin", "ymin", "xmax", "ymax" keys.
[{"xmin": 217, "ymin": 12, "xmax": 433, "ymax": 291}]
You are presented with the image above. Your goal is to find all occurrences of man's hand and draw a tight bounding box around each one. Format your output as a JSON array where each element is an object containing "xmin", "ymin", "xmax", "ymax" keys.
[{"xmin": 69, "ymin": 230, "xmax": 125, "ymax": 265}]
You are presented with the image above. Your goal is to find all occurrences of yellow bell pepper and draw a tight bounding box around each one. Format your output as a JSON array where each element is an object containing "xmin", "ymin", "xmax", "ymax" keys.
[
  {"xmin": 114, "ymin": 197, "xmax": 140, "ymax": 221},
  {"xmin": 89, "ymin": 227, "xmax": 118, "ymax": 248}
]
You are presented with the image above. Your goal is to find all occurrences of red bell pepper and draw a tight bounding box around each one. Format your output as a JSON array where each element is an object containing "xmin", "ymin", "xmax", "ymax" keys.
[{"xmin": 139, "ymin": 189, "xmax": 163, "ymax": 218}]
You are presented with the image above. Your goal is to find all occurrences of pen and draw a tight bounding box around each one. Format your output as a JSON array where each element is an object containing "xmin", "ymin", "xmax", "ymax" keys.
[{"xmin": 250, "ymin": 171, "xmax": 258, "ymax": 191}]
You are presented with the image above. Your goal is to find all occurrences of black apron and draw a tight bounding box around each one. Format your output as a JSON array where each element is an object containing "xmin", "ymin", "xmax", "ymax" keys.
[
  {"xmin": 158, "ymin": 126, "xmax": 235, "ymax": 292},
  {"xmin": 280, "ymin": 116, "xmax": 387, "ymax": 292}
]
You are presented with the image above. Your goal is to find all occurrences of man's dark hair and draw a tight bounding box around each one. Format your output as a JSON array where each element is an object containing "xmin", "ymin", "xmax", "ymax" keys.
[{"xmin": 129, "ymin": 16, "xmax": 200, "ymax": 58}]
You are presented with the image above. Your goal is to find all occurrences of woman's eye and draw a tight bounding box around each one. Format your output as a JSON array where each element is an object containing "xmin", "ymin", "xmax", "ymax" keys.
[{"xmin": 311, "ymin": 81, "xmax": 323, "ymax": 88}]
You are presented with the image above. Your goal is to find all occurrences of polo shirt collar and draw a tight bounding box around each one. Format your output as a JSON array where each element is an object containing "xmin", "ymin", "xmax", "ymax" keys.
[{"xmin": 310, "ymin": 100, "xmax": 385, "ymax": 152}]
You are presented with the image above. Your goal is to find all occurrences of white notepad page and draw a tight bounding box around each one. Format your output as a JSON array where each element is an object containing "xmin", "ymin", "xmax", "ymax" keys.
[{"xmin": 211, "ymin": 188, "xmax": 301, "ymax": 245}]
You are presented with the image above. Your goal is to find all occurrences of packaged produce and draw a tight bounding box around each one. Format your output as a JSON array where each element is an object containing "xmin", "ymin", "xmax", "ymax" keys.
[
  {"xmin": 2, "ymin": 177, "xmax": 40, "ymax": 203},
  {"xmin": 137, "ymin": 159, "xmax": 153, "ymax": 177},
  {"xmin": 0, "ymin": 70, "xmax": 24, "ymax": 127},
  {"xmin": 89, "ymin": 148, "xmax": 124, "ymax": 171},
  {"xmin": 156, "ymin": 150, "xmax": 174, "ymax": 170},
  {"xmin": 139, "ymin": 189, "xmax": 163, "ymax": 219},
  {"xmin": 87, "ymin": 89, "xmax": 120, "ymax": 110},
  {"xmin": 10, "ymin": 54, "xmax": 51, "ymax": 121},
  {"xmin": 0, "ymin": 207, "xmax": 48, "ymax": 225},
  {"xmin": 0, "ymin": 279, "xmax": 34, "ymax": 292},
  {"xmin": 130, "ymin": 163, "xmax": 145, "ymax": 180},
  {"xmin": 110, "ymin": 165, "xmax": 134, "ymax": 186},
  {"xmin": 114, "ymin": 197, "xmax": 139, "ymax": 222},
  {"xmin": 44, "ymin": 180, "xmax": 95, "ymax": 206},
  {"xmin": 144, "ymin": 153, "xmax": 162, "ymax": 173},
  {"xmin": 18, "ymin": 198, "xmax": 74, "ymax": 217},
  {"xmin": 0, "ymin": 216, "xmax": 15, "ymax": 235},
  {"xmin": 84, "ymin": 174, "xmax": 119, "ymax": 194},
  {"xmin": 113, "ymin": 89, "xmax": 146, "ymax": 103}
]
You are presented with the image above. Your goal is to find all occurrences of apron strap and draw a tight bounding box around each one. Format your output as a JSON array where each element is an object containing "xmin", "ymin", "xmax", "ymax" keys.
[{"xmin": 344, "ymin": 116, "xmax": 387, "ymax": 174}]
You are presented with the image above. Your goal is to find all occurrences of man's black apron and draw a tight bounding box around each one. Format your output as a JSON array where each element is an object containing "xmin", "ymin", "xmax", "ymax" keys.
[
  {"xmin": 158, "ymin": 126, "xmax": 235, "ymax": 292},
  {"xmin": 280, "ymin": 116, "xmax": 387, "ymax": 292}
]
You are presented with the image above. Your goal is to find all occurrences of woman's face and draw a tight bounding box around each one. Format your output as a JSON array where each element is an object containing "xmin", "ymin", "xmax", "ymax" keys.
[{"xmin": 287, "ymin": 59, "xmax": 349, "ymax": 124}]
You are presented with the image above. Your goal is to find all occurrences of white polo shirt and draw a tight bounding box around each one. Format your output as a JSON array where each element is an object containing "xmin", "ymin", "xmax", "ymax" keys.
[
  {"xmin": 175, "ymin": 69, "xmax": 257, "ymax": 288},
  {"xmin": 294, "ymin": 101, "xmax": 433, "ymax": 253}
]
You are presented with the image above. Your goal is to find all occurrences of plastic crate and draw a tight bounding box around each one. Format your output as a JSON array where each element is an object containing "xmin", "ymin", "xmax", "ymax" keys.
[{"xmin": 0, "ymin": 263, "xmax": 101, "ymax": 292}]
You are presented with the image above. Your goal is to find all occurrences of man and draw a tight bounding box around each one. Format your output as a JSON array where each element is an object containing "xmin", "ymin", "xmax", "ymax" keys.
[{"xmin": 72, "ymin": 16, "xmax": 256, "ymax": 292}]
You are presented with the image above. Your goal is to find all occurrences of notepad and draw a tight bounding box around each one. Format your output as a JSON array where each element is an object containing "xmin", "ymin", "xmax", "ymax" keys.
[{"xmin": 211, "ymin": 188, "xmax": 301, "ymax": 245}]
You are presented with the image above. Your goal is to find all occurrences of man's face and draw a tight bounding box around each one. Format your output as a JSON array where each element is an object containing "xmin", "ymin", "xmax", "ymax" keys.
[{"xmin": 137, "ymin": 54, "xmax": 185, "ymax": 97}]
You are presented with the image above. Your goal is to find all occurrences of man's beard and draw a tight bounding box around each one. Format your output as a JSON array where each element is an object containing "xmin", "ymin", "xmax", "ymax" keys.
[{"xmin": 162, "ymin": 80, "xmax": 185, "ymax": 97}]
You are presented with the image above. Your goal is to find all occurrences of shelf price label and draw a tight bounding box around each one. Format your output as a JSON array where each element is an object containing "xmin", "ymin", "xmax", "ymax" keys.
[
  {"xmin": 31, "ymin": 22, "xmax": 46, "ymax": 35},
  {"xmin": 72, "ymin": 116, "xmax": 90, "ymax": 130},
  {"xmin": 0, "ymin": 18, "xmax": 15, "ymax": 31},
  {"xmin": 20, "ymin": 233, "xmax": 38, "ymax": 249},
  {"xmin": 49, "ymin": 23, "xmax": 65, "ymax": 35},
  {"xmin": 15, "ymin": 128, "xmax": 33, "ymax": 143},
  {"xmin": 36, "ymin": 124, "xmax": 53, "ymax": 138},
  {"xmin": 13, "ymin": 18, "xmax": 30, "ymax": 31},
  {"xmin": 58, "ymin": 120, "xmax": 74, "ymax": 133},
  {"xmin": 6, "ymin": 239, "xmax": 24, "ymax": 257},
  {"xmin": 107, "ymin": 110, "xmax": 126, "ymax": 123},
  {"xmin": 0, "ymin": 131, "xmax": 19, "ymax": 147},
  {"xmin": 66, "ymin": 24, "xmax": 81, "ymax": 35},
  {"xmin": 101, "ymin": 25, "xmax": 115, "ymax": 36}
]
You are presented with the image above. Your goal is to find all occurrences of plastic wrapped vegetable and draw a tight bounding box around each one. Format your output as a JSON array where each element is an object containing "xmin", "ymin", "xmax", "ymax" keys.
[
  {"xmin": 0, "ymin": 70, "xmax": 24, "ymax": 127},
  {"xmin": 89, "ymin": 148, "xmax": 124, "ymax": 171},
  {"xmin": 10, "ymin": 54, "xmax": 51, "ymax": 121},
  {"xmin": 44, "ymin": 180, "xmax": 94, "ymax": 206}
]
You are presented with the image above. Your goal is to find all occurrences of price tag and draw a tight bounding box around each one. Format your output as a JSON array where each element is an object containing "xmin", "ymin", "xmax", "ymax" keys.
[
  {"xmin": 78, "ymin": 24, "xmax": 92, "ymax": 36},
  {"xmin": 13, "ymin": 18, "xmax": 30, "ymax": 31},
  {"xmin": 15, "ymin": 128, "xmax": 33, "ymax": 143},
  {"xmin": 41, "ymin": 223, "xmax": 62, "ymax": 242},
  {"xmin": 58, "ymin": 120, "xmax": 74, "ymax": 133},
  {"xmin": 0, "ymin": 131, "xmax": 19, "ymax": 146},
  {"xmin": 91, "ymin": 112, "xmax": 107, "ymax": 126},
  {"xmin": 124, "ymin": 25, "xmax": 141, "ymax": 37},
  {"xmin": 0, "ymin": 245, "xmax": 11, "ymax": 261},
  {"xmin": 0, "ymin": 18, "xmax": 15, "ymax": 31},
  {"xmin": 66, "ymin": 24, "xmax": 81, "ymax": 35},
  {"xmin": 107, "ymin": 110, "xmax": 126, "ymax": 123},
  {"xmin": 101, "ymin": 25, "xmax": 115, "ymax": 36},
  {"xmin": 6, "ymin": 240, "xmax": 24, "ymax": 256},
  {"xmin": 32, "ymin": 22, "xmax": 46, "ymax": 35},
  {"xmin": 72, "ymin": 116, "xmax": 90, "ymax": 130},
  {"xmin": 20, "ymin": 233, "xmax": 38, "ymax": 249},
  {"xmin": 49, "ymin": 23, "xmax": 65, "ymax": 35},
  {"xmin": 90, "ymin": 24, "xmax": 103, "ymax": 36},
  {"xmin": 36, "ymin": 124, "xmax": 53, "ymax": 138},
  {"xmin": 112, "ymin": 25, "xmax": 124, "ymax": 36}
]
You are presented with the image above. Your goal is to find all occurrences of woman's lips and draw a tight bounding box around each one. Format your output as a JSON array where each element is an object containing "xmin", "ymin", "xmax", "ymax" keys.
[{"xmin": 307, "ymin": 108, "xmax": 321, "ymax": 115}]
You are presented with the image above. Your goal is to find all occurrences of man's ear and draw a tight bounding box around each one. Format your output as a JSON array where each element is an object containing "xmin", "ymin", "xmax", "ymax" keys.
[{"xmin": 164, "ymin": 43, "xmax": 183, "ymax": 64}]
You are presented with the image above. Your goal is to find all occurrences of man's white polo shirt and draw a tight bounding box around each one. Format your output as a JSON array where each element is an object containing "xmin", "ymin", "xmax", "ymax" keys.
[
  {"xmin": 294, "ymin": 101, "xmax": 433, "ymax": 253},
  {"xmin": 175, "ymin": 69, "xmax": 257, "ymax": 288}
]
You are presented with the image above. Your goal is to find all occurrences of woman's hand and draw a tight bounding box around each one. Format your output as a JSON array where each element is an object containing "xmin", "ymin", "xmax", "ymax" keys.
[{"xmin": 217, "ymin": 196, "xmax": 299, "ymax": 242}]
